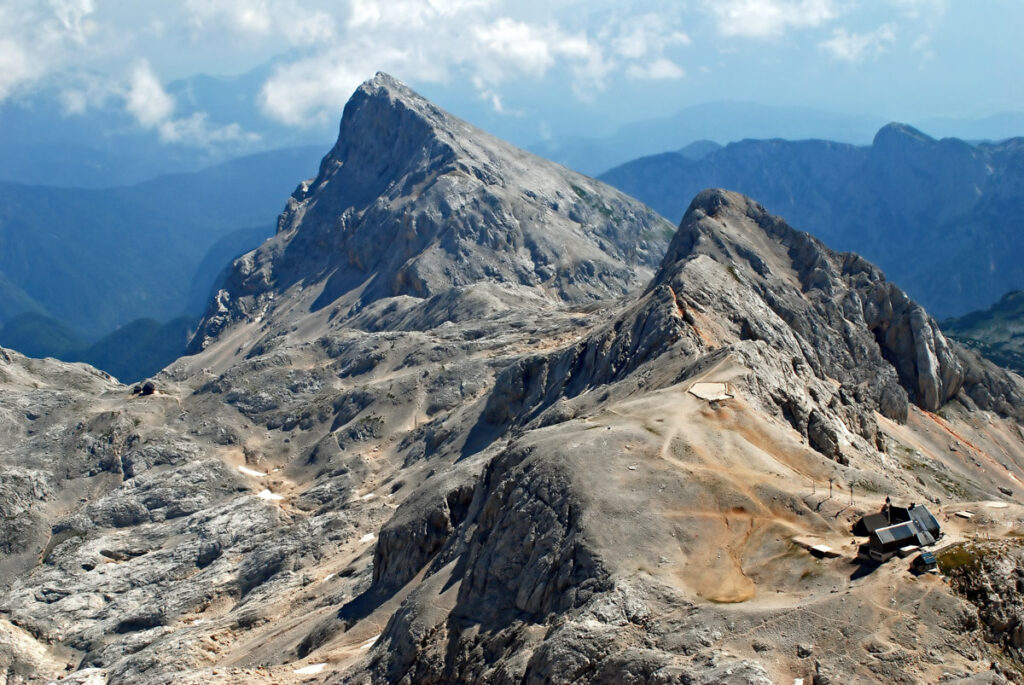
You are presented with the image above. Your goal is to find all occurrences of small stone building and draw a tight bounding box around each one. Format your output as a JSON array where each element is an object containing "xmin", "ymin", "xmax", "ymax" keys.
[{"xmin": 858, "ymin": 502, "xmax": 942, "ymax": 562}]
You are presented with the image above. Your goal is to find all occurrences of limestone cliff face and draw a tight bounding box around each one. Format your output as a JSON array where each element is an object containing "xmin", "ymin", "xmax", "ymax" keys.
[{"xmin": 190, "ymin": 73, "xmax": 673, "ymax": 351}]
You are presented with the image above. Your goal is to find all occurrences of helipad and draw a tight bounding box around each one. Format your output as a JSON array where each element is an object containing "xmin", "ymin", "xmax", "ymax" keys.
[{"xmin": 688, "ymin": 382, "xmax": 735, "ymax": 402}]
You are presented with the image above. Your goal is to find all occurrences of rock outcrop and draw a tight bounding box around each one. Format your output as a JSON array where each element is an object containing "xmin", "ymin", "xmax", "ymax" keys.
[
  {"xmin": 942, "ymin": 542, "xmax": 1024, "ymax": 668},
  {"xmin": 655, "ymin": 189, "xmax": 966, "ymax": 414}
]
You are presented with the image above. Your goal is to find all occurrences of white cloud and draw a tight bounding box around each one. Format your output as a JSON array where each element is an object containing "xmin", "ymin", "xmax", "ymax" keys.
[
  {"xmin": 126, "ymin": 60, "xmax": 174, "ymax": 127},
  {"xmin": 259, "ymin": 52, "xmax": 387, "ymax": 127},
  {"xmin": 627, "ymin": 58, "xmax": 686, "ymax": 80},
  {"xmin": 157, "ymin": 113, "xmax": 258, "ymax": 146},
  {"xmin": 0, "ymin": 39, "xmax": 35, "ymax": 101},
  {"xmin": 0, "ymin": 1, "xmax": 696, "ymax": 127},
  {"xmin": 473, "ymin": 19, "xmax": 556, "ymax": 77},
  {"xmin": 819, "ymin": 24, "xmax": 895, "ymax": 62},
  {"xmin": 0, "ymin": 0, "xmax": 103, "ymax": 100},
  {"xmin": 182, "ymin": 0, "xmax": 336, "ymax": 45},
  {"xmin": 47, "ymin": 0, "xmax": 97, "ymax": 44},
  {"xmin": 702, "ymin": 0, "xmax": 840, "ymax": 38},
  {"xmin": 258, "ymin": 3, "xmax": 636, "ymax": 124},
  {"xmin": 349, "ymin": 0, "xmax": 494, "ymax": 29},
  {"xmin": 612, "ymin": 14, "xmax": 690, "ymax": 60},
  {"xmin": 125, "ymin": 59, "xmax": 256, "ymax": 146}
]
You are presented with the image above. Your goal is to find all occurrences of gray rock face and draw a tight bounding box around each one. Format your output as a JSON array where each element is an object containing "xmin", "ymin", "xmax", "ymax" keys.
[
  {"xmin": 190, "ymin": 73, "xmax": 673, "ymax": 352},
  {"xmin": 483, "ymin": 284, "xmax": 694, "ymax": 426},
  {"xmin": 656, "ymin": 189, "xmax": 1020, "ymax": 419},
  {"xmin": 943, "ymin": 543, "xmax": 1024, "ymax": 668}
]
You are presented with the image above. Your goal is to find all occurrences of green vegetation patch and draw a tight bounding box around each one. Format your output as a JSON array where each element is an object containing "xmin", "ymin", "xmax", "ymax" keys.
[
  {"xmin": 936, "ymin": 543, "xmax": 986, "ymax": 574},
  {"xmin": 935, "ymin": 541, "xmax": 1022, "ymax": 575}
]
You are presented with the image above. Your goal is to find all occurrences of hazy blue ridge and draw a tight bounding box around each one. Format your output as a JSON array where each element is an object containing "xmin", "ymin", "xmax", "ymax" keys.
[
  {"xmin": 941, "ymin": 290, "xmax": 1024, "ymax": 375},
  {"xmin": 0, "ymin": 145, "xmax": 323, "ymax": 337}
]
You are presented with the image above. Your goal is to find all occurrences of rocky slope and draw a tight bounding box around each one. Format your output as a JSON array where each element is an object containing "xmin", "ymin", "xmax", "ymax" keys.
[
  {"xmin": 2, "ymin": 75, "xmax": 1024, "ymax": 685},
  {"xmin": 600, "ymin": 124, "xmax": 1024, "ymax": 318},
  {"xmin": 939, "ymin": 541, "xmax": 1024, "ymax": 673}
]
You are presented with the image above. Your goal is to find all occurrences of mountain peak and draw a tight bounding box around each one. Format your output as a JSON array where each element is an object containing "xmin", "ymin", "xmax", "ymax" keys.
[
  {"xmin": 651, "ymin": 187, "xmax": 990, "ymax": 417},
  {"xmin": 347, "ymin": 72, "xmax": 449, "ymax": 132},
  {"xmin": 872, "ymin": 121, "xmax": 935, "ymax": 148},
  {"xmin": 366, "ymin": 70, "xmax": 405, "ymax": 90},
  {"xmin": 189, "ymin": 74, "xmax": 673, "ymax": 352}
]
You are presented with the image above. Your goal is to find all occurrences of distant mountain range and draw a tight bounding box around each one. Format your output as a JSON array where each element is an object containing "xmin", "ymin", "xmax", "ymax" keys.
[
  {"xmin": 529, "ymin": 102, "xmax": 887, "ymax": 176},
  {"xmin": 0, "ymin": 145, "xmax": 325, "ymax": 379},
  {"xmin": 942, "ymin": 290, "xmax": 1024, "ymax": 375},
  {"xmin": 0, "ymin": 312, "xmax": 193, "ymax": 383},
  {"xmin": 600, "ymin": 124, "xmax": 1024, "ymax": 318},
  {"xmin": 529, "ymin": 102, "xmax": 1024, "ymax": 177}
]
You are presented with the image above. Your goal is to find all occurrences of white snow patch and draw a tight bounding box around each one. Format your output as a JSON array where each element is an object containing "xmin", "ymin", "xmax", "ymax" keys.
[
  {"xmin": 359, "ymin": 533, "xmax": 376, "ymax": 543},
  {"xmin": 257, "ymin": 489, "xmax": 285, "ymax": 501},
  {"xmin": 361, "ymin": 493, "xmax": 377, "ymax": 501},
  {"xmin": 293, "ymin": 662, "xmax": 327, "ymax": 675},
  {"xmin": 322, "ymin": 573, "xmax": 335, "ymax": 582},
  {"xmin": 238, "ymin": 465, "xmax": 267, "ymax": 477},
  {"xmin": 359, "ymin": 634, "xmax": 380, "ymax": 650}
]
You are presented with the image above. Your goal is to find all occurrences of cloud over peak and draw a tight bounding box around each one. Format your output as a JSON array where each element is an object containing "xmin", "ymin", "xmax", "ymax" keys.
[
  {"xmin": 126, "ymin": 59, "xmax": 256, "ymax": 146},
  {"xmin": 256, "ymin": 1, "xmax": 692, "ymax": 125},
  {"xmin": 819, "ymin": 23, "xmax": 896, "ymax": 62},
  {"xmin": 702, "ymin": 0, "xmax": 839, "ymax": 38}
]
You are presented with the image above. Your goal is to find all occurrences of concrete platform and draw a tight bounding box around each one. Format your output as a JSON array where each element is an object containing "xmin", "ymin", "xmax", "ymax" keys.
[{"xmin": 689, "ymin": 382, "xmax": 735, "ymax": 402}]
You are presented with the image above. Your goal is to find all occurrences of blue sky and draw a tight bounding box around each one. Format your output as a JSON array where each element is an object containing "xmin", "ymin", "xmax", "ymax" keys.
[{"xmin": 2, "ymin": 0, "xmax": 1022, "ymax": 147}]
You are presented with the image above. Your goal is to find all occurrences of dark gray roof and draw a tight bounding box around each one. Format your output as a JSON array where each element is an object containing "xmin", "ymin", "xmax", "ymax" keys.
[
  {"xmin": 908, "ymin": 505, "xmax": 940, "ymax": 536},
  {"xmin": 915, "ymin": 529, "xmax": 936, "ymax": 546},
  {"xmin": 859, "ymin": 513, "xmax": 890, "ymax": 533},
  {"xmin": 872, "ymin": 521, "xmax": 919, "ymax": 546}
]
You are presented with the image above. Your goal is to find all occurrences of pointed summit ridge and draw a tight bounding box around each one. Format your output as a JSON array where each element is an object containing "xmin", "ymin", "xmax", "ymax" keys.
[
  {"xmin": 651, "ymin": 188, "xmax": 1021, "ymax": 421},
  {"xmin": 872, "ymin": 121, "xmax": 935, "ymax": 147},
  {"xmin": 191, "ymin": 74, "xmax": 673, "ymax": 351}
]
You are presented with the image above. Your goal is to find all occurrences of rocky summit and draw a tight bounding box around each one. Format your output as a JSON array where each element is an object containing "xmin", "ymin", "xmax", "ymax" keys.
[{"xmin": 2, "ymin": 75, "xmax": 1024, "ymax": 685}]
